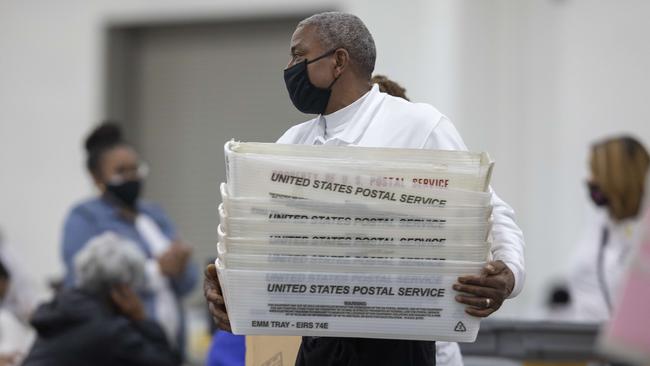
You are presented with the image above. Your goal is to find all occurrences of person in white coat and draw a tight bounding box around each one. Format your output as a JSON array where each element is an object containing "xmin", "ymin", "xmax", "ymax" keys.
[
  {"xmin": 0, "ymin": 235, "xmax": 41, "ymax": 325},
  {"xmin": 567, "ymin": 136, "xmax": 649, "ymax": 322},
  {"xmin": 0, "ymin": 232, "xmax": 38, "ymax": 365},
  {"xmin": 0, "ymin": 259, "xmax": 36, "ymax": 365},
  {"xmin": 205, "ymin": 12, "xmax": 525, "ymax": 366}
]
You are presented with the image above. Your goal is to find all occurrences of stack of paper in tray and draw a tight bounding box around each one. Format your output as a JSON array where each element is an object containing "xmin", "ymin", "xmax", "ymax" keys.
[{"xmin": 216, "ymin": 140, "xmax": 494, "ymax": 342}]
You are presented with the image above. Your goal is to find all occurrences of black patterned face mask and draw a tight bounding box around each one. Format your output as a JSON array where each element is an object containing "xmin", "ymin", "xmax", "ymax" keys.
[
  {"xmin": 284, "ymin": 49, "xmax": 339, "ymax": 115},
  {"xmin": 106, "ymin": 179, "xmax": 141, "ymax": 209}
]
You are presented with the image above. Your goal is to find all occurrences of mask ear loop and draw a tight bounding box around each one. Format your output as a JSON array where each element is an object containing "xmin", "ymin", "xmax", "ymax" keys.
[
  {"xmin": 306, "ymin": 48, "xmax": 342, "ymax": 90},
  {"xmin": 306, "ymin": 48, "xmax": 339, "ymax": 65},
  {"xmin": 327, "ymin": 74, "xmax": 341, "ymax": 89}
]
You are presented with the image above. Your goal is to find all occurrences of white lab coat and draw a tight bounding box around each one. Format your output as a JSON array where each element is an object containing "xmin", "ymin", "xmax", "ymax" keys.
[
  {"xmin": 0, "ymin": 242, "xmax": 41, "ymax": 324},
  {"xmin": 0, "ymin": 241, "xmax": 38, "ymax": 362},
  {"xmin": 567, "ymin": 202, "xmax": 645, "ymax": 322},
  {"xmin": 0, "ymin": 308, "xmax": 35, "ymax": 361},
  {"xmin": 277, "ymin": 84, "xmax": 526, "ymax": 365}
]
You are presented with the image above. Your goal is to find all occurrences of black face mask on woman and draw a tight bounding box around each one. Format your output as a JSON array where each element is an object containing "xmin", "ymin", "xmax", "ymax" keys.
[
  {"xmin": 106, "ymin": 179, "xmax": 141, "ymax": 209},
  {"xmin": 587, "ymin": 182, "xmax": 609, "ymax": 207},
  {"xmin": 284, "ymin": 49, "xmax": 340, "ymax": 115}
]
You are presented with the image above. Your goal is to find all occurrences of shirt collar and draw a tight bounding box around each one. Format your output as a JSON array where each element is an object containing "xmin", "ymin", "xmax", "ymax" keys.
[{"xmin": 312, "ymin": 84, "xmax": 383, "ymax": 145}]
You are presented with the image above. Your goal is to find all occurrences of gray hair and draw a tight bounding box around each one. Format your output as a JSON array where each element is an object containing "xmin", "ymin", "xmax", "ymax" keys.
[
  {"xmin": 298, "ymin": 12, "xmax": 376, "ymax": 78},
  {"xmin": 74, "ymin": 232, "xmax": 146, "ymax": 294}
]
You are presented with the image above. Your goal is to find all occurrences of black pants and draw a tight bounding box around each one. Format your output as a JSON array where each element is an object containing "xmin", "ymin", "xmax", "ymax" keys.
[{"xmin": 295, "ymin": 337, "xmax": 436, "ymax": 366}]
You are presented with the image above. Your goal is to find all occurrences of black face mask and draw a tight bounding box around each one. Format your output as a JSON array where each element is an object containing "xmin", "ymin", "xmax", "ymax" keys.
[
  {"xmin": 106, "ymin": 180, "xmax": 142, "ymax": 209},
  {"xmin": 587, "ymin": 182, "xmax": 609, "ymax": 207},
  {"xmin": 284, "ymin": 49, "xmax": 340, "ymax": 114}
]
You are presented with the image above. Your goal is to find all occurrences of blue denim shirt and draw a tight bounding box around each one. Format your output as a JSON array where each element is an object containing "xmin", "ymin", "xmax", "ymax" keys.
[{"xmin": 61, "ymin": 196, "xmax": 199, "ymax": 352}]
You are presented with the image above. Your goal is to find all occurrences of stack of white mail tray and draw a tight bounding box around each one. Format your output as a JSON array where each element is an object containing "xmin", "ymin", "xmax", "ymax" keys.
[{"xmin": 216, "ymin": 141, "xmax": 494, "ymax": 342}]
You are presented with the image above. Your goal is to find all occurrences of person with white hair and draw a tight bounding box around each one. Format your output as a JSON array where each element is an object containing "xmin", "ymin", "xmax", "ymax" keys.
[
  {"xmin": 205, "ymin": 11, "xmax": 526, "ymax": 366},
  {"xmin": 23, "ymin": 232, "xmax": 180, "ymax": 366}
]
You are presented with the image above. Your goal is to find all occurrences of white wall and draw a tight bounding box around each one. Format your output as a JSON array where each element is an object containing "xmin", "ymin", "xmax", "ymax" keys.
[
  {"xmin": 2, "ymin": 0, "xmax": 650, "ymax": 317},
  {"xmin": 0, "ymin": 1, "xmax": 99, "ymax": 295},
  {"xmin": 0, "ymin": 0, "xmax": 336, "ymax": 296}
]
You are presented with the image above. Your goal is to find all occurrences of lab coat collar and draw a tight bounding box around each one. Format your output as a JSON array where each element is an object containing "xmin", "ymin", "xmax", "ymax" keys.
[{"xmin": 314, "ymin": 84, "xmax": 384, "ymax": 145}]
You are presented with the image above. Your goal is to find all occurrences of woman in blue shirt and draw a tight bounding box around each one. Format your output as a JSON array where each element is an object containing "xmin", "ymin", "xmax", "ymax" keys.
[{"xmin": 61, "ymin": 122, "xmax": 198, "ymax": 356}]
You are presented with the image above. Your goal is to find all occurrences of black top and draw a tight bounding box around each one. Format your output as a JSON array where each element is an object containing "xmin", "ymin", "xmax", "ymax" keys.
[
  {"xmin": 23, "ymin": 289, "xmax": 180, "ymax": 366},
  {"xmin": 296, "ymin": 337, "xmax": 436, "ymax": 366}
]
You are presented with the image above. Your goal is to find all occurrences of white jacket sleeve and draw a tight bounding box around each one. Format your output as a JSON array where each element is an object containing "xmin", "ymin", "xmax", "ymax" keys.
[
  {"xmin": 0, "ymin": 245, "xmax": 42, "ymax": 323},
  {"xmin": 488, "ymin": 190, "xmax": 526, "ymax": 297},
  {"xmin": 423, "ymin": 117, "xmax": 526, "ymax": 298}
]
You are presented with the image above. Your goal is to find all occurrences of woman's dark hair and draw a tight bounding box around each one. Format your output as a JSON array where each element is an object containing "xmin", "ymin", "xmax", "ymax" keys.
[
  {"xmin": 85, "ymin": 122, "xmax": 127, "ymax": 176},
  {"xmin": 591, "ymin": 135, "xmax": 650, "ymax": 220},
  {"xmin": 371, "ymin": 74, "xmax": 409, "ymax": 101}
]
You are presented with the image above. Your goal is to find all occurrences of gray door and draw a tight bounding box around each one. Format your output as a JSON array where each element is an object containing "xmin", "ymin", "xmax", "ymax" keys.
[{"xmin": 106, "ymin": 17, "xmax": 308, "ymax": 288}]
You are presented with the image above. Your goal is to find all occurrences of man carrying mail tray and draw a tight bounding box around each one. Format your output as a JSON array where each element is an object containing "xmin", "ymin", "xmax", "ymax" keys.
[{"xmin": 205, "ymin": 11, "xmax": 525, "ymax": 366}]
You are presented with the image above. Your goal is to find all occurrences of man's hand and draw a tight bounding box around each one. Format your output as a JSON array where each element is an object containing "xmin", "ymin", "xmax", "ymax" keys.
[
  {"xmin": 453, "ymin": 260, "xmax": 515, "ymax": 317},
  {"xmin": 158, "ymin": 242, "xmax": 192, "ymax": 278},
  {"xmin": 111, "ymin": 284, "xmax": 146, "ymax": 322},
  {"xmin": 204, "ymin": 264, "xmax": 231, "ymax": 332}
]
